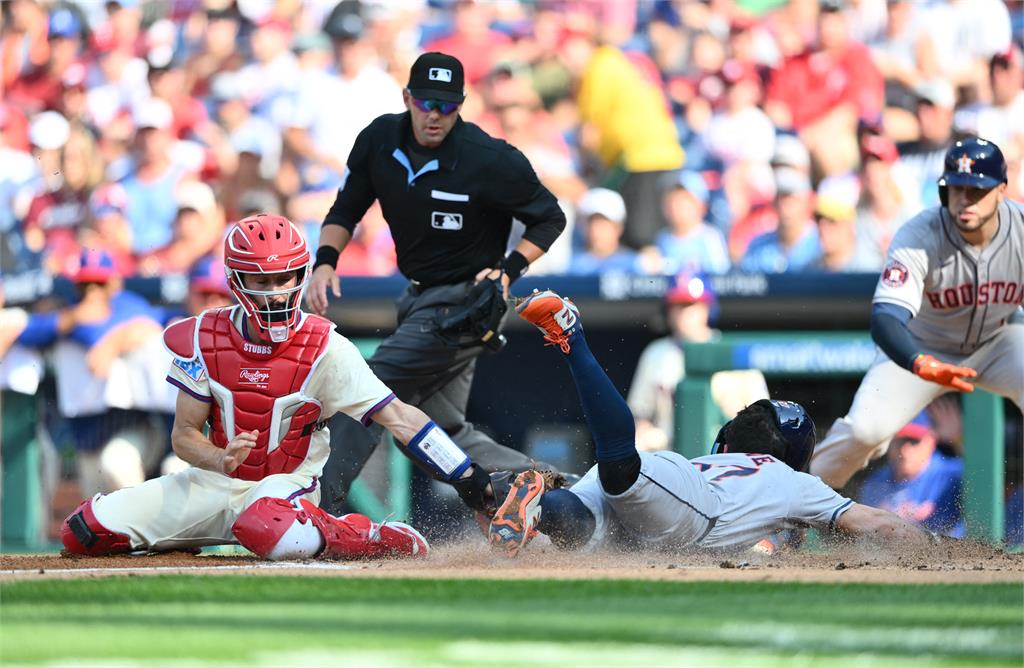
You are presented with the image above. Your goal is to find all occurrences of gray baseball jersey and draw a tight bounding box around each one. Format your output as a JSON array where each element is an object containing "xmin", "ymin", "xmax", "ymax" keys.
[
  {"xmin": 568, "ymin": 451, "xmax": 853, "ymax": 552},
  {"xmin": 874, "ymin": 200, "xmax": 1024, "ymax": 354},
  {"xmin": 811, "ymin": 198, "xmax": 1024, "ymax": 489}
]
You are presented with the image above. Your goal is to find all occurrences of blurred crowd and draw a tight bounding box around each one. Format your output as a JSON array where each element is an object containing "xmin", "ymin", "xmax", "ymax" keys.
[{"xmin": 1, "ymin": 0, "xmax": 1022, "ymax": 283}]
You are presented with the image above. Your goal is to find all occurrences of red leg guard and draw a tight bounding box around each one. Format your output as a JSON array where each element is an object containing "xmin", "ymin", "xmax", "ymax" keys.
[
  {"xmin": 232, "ymin": 497, "xmax": 306, "ymax": 559},
  {"xmin": 61, "ymin": 498, "xmax": 132, "ymax": 556},
  {"xmin": 232, "ymin": 498, "xmax": 429, "ymax": 560}
]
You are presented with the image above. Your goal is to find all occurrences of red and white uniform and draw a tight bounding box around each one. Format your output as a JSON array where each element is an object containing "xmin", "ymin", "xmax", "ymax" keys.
[{"xmin": 85, "ymin": 306, "xmax": 396, "ymax": 552}]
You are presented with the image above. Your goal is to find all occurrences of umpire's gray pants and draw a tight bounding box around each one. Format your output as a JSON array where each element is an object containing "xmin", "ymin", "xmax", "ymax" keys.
[{"xmin": 320, "ymin": 281, "xmax": 549, "ymax": 513}]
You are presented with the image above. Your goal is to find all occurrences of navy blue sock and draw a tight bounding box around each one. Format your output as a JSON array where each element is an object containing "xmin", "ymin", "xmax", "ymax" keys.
[
  {"xmin": 562, "ymin": 329, "xmax": 638, "ymax": 466},
  {"xmin": 537, "ymin": 489, "xmax": 596, "ymax": 549}
]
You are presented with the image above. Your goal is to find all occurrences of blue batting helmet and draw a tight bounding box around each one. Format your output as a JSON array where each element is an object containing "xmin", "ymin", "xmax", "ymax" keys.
[
  {"xmin": 938, "ymin": 137, "xmax": 1007, "ymax": 205},
  {"xmin": 711, "ymin": 399, "xmax": 817, "ymax": 472}
]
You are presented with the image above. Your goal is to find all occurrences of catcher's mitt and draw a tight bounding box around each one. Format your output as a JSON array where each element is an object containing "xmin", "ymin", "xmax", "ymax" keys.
[{"xmin": 435, "ymin": 278, "xmax": 508, "ymax": 349}]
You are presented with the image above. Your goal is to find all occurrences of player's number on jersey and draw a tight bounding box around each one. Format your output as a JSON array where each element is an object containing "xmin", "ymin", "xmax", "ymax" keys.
[
  {"xmin": 693, "ymin": 462, "xmax": 761, "ymax": 482},
  {"xmin": 708, "ymin": 465, "xmax": 759, "ymax": 482}
]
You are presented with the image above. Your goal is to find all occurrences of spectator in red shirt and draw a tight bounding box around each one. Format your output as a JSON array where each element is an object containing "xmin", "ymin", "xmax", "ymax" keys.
[
  {"xmin": 145, "ymin": 56, "xmax": 208, "ymax": 141},
  {"xmin": 7, "ymin": 6, "xmax": 86, "ymax": 114},
  {"xmin": 425, "ymin": 0, "xmax": 513, "ymax": 86},
  {"xmin": 765, "ymin": 0, "xmax": 884, "ymax": 177},
  {"xmin": 1, "ymin": 0, "xmax": 51, "ymax": 100},
  {"xmin": 24, "ymin": 118, "xmax": 104, "ymax": 276}
]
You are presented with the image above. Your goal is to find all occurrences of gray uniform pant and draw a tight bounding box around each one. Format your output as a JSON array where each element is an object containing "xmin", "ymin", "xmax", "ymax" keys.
[{"xmin": 320, "ymin": 281, "xmax": 549, "ymax": 514}]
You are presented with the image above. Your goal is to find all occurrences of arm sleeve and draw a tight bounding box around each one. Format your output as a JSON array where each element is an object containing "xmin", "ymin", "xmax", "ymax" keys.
[
  {"xmin": 316, "ymin": 334, "xmax": 396, "ymax": 424},
  {"xmin": 787, "ymin": 470, "xmax": 856, "ymax": 531},
  {"xmin": 321, "ymin": 124, "xmax": 378, "ymax": 234},
  {"xmin": 870, "ymin": 302, "xmax": 920, "ymax": 370},
  {"xmin": 488, "ymin": 147, "xmax": 566, "ymax": 251},
  {"xmin": 15, "ymin": 312, "xmax": 60, "ymax": 347}
]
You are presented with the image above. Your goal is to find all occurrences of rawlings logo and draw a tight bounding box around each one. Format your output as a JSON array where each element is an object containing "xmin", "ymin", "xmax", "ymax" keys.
[
  {"xmin": 239, "ymin": 368, "xmax": 271, "ymax": 385},
  {"xmin": 956, "ymin": 155, "xmax": 974, "ymax": 174},
  {"xmin": 243, "ymin": 342, "xmax": 273, "ymax": 355},
  {"xmin": 267, "ymin": 254, "xmax": 279, "ymax": 261}
]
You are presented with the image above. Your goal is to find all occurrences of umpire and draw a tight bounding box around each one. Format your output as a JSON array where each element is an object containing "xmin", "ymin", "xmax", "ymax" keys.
[{"xmin": 307, "ymin": 52, "xmax": 567, "ymax": 513}]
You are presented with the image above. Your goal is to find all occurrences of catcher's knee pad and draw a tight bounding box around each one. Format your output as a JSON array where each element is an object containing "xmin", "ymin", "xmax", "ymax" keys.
[
  {"xmin": 232, "ymin": 498, "xmax": 428, "ymax": 560},
  {"xmin": 61, "ymin": 498, "xmax": 132, "ymax": 556},
  {"xmin": 232, "ymin": 497, "xmax": 313, "ymax": 560}
]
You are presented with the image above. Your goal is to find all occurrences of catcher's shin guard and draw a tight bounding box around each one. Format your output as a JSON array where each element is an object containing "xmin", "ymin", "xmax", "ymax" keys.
[
  {"xmin": 61, "ymin": 498, "xmax": 132, "ymax": 556},
  {"xmin": 233, "ymin": 498, "xmax": 429, "ymax": 560}
]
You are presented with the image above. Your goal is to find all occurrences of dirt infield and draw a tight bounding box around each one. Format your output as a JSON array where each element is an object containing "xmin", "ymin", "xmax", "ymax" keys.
[{"xmin": 3, "ymin": 539, "xmax": 1023, "ymax": 584}]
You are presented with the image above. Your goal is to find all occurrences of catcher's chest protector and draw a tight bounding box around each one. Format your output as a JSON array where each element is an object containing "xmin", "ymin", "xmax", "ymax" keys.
[{"xmin": 198, "ymin": 310, "xmax": 331, "ymax": 480}]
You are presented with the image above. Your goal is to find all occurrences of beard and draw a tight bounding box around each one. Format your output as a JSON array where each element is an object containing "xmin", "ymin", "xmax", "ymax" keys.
[{"xmin": 258, "ymin": 300, "xmax": 291, "ymax": 322}]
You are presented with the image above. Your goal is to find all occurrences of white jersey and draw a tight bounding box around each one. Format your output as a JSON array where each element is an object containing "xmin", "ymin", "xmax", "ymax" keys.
[
  {"xmin": 874, "ymin": 200, "xmax": 1024, "ymax": 354},
  {"xmin": 167, "ymin": 310, "xmax": 394, "ymax": 478},
  {"xmin": 569, "ymin": 451, "xmax": 853, "ymax": 552}
]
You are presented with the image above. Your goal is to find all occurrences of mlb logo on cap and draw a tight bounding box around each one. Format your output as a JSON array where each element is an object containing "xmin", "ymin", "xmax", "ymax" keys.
[
  {"xmin": 429, "ymin": 68, "xmax": 452, "ymax": 82},
  {"xmin": 407, "ymin": 52, "xmax": 465, "ymax": 103}
]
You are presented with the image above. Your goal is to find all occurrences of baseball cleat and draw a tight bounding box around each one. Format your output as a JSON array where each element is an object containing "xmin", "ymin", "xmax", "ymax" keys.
[
  {"xmin": 515, "ymin": 289, "xmax": 580, "ymax": 353},
  {"xmin": 341, "ymin": 513, "xmax": 430, "ymax": 558},
  {"xmin": 488, "ymin": 470, "xmax": 545, "ymax": 557},
  {"xmin": 371, "ymin": 520, "xmax": 430, "ymax": 558}
]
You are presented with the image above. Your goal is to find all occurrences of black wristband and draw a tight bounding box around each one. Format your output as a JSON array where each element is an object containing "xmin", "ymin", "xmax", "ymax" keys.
[
  {"xmin": 313, "ymin": 246, "xmax": 341, "ymax": 271},
  {"xmin": 451, "ymin": 464, "xmax": 493, "ymax": 514},
  {"xmin": 500, "ymin": 250, "xmax": 529, "ymax": 284}
]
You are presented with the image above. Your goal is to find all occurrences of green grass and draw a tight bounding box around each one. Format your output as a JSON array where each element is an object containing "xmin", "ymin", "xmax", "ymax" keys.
[{"xmin": 1, "ymin": 577, "xmax": 1021, "ymax": 667}]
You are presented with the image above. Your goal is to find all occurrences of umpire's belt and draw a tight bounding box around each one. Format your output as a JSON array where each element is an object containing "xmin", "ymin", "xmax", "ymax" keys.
[{"xmin": 408, "ymin": 278, "xmax": 467, "ymax": 296}]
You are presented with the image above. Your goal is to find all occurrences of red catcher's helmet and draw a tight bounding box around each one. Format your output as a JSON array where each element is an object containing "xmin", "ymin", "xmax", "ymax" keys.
[{"xmin": 224, "ymin": 214, "xmax": 310, "ymax": 342}]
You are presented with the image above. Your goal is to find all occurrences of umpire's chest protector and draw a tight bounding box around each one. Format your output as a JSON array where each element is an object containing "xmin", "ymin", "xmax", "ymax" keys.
[{"xmin": 176, "ymin": 309, "xmax": 332, "ymax": 480}]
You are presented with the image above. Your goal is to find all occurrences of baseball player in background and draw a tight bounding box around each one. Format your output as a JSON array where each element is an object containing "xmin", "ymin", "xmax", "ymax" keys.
[
  {"xmin": 486, "ymin": 290, "xmax": 933, "ymax": 557},
  {"xmin": 810, "ymin": 137, "xmax": 1023, "ymax": 489},
  {"xmin": 61, "ymin": 215, "xmax": 495, "ymax": 560}
]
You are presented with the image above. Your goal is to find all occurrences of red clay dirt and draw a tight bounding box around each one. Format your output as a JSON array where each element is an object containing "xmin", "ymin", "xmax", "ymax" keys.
[{"xmin": 3, "ymin": 539, "xmax": 1022, "ymax": 584}]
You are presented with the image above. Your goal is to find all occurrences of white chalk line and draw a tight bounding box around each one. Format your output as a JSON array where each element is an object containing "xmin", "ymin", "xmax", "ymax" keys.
[{"xmin": 0, "ymin": 562, "xmax": 354, "ymax": 575}]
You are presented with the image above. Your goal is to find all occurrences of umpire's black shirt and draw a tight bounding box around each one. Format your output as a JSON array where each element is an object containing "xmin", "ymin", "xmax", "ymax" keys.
[{"xmin": 322, "ymin": 112, "xmax": 566, "ymax": 286}]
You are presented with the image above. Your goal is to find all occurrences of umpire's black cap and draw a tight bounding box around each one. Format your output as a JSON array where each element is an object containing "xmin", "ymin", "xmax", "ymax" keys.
[{"xmin": 407, "ymin": 52, "xmax": 466, "ymax": 103}]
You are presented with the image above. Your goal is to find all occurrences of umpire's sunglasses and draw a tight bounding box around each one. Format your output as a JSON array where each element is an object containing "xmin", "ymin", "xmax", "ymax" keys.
[{"xmin": 410, "ymin": 97, "xmax": 460, "ymax": 115}]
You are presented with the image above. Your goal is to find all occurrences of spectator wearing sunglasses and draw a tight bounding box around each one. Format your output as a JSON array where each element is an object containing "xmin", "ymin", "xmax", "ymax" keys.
[{"xmin": 307, "ymin": 51, "xmax": 568, "ymax": 515}]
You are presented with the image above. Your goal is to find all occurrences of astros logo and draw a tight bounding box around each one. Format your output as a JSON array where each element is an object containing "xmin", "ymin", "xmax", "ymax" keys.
[
  {"xmin": 956, "ymin": 155, "xmax": 974, "ymax": 174},
  {"xmin": 881, "ymin": 260, "xmax": 909, "ymax": 288}
]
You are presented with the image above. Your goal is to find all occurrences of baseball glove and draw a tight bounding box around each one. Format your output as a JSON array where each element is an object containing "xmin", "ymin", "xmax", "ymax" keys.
[{"xmin": 435, "ymin": 278, "xmax": 508, "ymax": 349}]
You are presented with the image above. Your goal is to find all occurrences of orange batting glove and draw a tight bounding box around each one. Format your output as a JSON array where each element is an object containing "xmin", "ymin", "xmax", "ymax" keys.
[{"xmin": 912, "ymin": 354, "xmax": 977, "ymax": 392}]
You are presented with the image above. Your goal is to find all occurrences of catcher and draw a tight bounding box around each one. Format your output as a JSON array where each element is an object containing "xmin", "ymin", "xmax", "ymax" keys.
[
  {"xmin": 488, "ymin": 290, "xmax": 938, "ymax": 556},
  {"xmin": 61, "ymin": 215, "xmax": 496, "ymax": 560}
]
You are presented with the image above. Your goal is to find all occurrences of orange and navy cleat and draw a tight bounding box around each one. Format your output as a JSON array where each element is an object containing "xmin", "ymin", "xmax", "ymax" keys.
[
  {"xmin": 488, "ymin": 470, "xmax": 545, "ymax": 557},
  {"xmin": 515, "ymin": 289, "xmax": 580, "ymax": 353}
]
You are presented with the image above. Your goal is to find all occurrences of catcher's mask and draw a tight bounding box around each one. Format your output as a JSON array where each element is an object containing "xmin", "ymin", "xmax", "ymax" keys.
[
  {"xmin": 711, "ymin": 399, "xmax": 816, "ymax": 472},
  {"xmin": 224, "ymin": 214, "xmax": 310, "ymax": 343}
]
